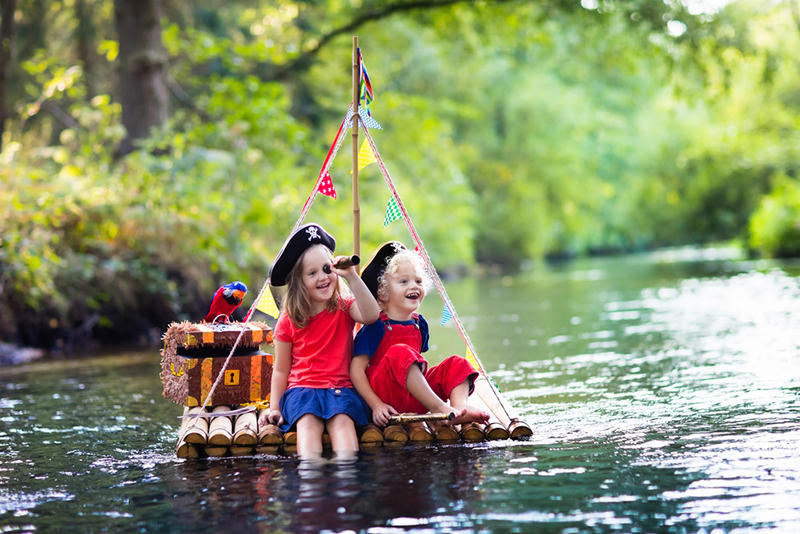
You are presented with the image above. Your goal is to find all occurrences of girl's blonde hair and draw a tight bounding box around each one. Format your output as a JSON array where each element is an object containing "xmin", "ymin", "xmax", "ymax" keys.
[
  {"xmin": 376, "ymin": 249, "xmax": 433, "ymax": 306},
  {"xmin": 282, "ymin": 244, "xmax": 349, "ymax": 328}
]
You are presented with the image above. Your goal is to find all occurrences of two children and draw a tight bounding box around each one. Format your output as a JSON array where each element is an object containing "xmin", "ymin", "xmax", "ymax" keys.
[{"xmin": 265, "ymin": 225, "xmax": 488, "ymax": 459}]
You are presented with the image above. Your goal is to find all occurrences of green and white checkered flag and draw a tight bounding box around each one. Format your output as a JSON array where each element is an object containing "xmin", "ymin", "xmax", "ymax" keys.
[{"xmin": 383, "ymin": 196, "xmax": 402, "ymax": 228}]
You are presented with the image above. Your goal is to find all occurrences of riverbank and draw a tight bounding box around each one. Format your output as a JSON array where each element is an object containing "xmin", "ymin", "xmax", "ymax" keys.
[{"xmin": 0, "ymin": 342, "xmax": 46, "ymax": 366}]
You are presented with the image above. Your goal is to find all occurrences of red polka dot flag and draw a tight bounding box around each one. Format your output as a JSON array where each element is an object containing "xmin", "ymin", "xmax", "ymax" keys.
[{"xmin": 317, "ymin": 172, "xmax": 337, "ymax": 199}]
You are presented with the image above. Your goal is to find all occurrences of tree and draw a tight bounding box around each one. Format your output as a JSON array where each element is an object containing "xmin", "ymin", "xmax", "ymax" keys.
[
  {"xmin": 0, "ymin": 0, "xmax": 17, "ymax": 153},
  {"xmin": 113, "ymin": 0, "xmax": 168, "ymax": 156}
]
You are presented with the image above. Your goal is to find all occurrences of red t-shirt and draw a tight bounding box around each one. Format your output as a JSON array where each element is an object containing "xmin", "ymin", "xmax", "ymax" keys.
[{"xmin": 274, "ymin": 296, "xmax": 356, "ymax": 389}]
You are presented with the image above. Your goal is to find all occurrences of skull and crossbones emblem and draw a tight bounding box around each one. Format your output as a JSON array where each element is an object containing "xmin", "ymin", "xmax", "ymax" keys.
[{"xmin": 306, "ymin": 226, "xmax": 320, "ymax": 241}]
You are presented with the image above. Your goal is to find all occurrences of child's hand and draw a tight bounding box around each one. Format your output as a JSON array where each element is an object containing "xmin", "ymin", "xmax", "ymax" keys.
[
  {"xmin": 331, "ymin": 255, "xmax": 358, "ymax": 278},
  {"xmin": 371, "ymin": 402, "xmax": 398, "ymax": 427},
  {"xmin": 266, "ymin": 409, "xmax": 284, "ymax": 426}
]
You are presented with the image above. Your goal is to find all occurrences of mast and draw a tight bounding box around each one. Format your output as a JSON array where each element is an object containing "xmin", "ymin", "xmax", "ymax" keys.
[{"xmin": 351, "ymin": 36, "xmax": 361, "ymax": 264}]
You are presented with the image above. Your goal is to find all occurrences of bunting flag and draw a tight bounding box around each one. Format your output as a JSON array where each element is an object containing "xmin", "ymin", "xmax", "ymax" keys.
[
  {"xmin": 317, "ymin": 172, "xmax": 337, "ymax": 199},
  {"xmin": 465, "ymin": 347, "xmax": 481, "ymax": 372},
  {"xmin": 441, "ymin": 302, "xmax": 452, "ymax": 326},
  {"xmin": 358, "ymin": 47, "xmax": 374, "ymax": 110},
  {"xmin": 352, "ymin": 138, "xmax": 376, "ymax": 173},
  {"xmin": 360, "ymin": 113, "xmax": 383, "ymax": 130},
  {"xmin": 255, "ymin": 287, "xmax": 280, "ymax": 318},
  {"xmin": 345, "ymin": 106, "xmax": 383, "ymax": 130},
  {"xmin": 383, "ymin": 196, "xmax": 402, "ymax": 228}
]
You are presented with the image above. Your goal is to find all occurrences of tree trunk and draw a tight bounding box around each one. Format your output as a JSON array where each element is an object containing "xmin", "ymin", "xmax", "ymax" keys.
[
  {"xmin": 113, "ymin": 0, "xmax": 168, "ymax": 156},
  {"xmin": 75, "ymin": 0, "xmax": 96, "ymax": 98},
  {"xmin": 0, "ymin": 0, "xmax": 17, "ymax": 153}
]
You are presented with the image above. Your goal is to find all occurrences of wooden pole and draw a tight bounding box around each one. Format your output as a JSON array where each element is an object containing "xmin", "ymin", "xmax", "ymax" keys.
[
  {"xmin": 387, "ymin": 412, "xmax": 455, "ymax": 425},
  {"xmin": 352, "ymin": 36, "xmax": 361, "ymax": 263}
]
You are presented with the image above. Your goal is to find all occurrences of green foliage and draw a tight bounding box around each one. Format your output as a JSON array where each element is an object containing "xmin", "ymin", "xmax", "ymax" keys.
[
  {"xmin": 749, "ymin": 176, "xmax": 800, "ymax": 258},
  {"xmin": 1, "ymin": 49, "xmax": 314, "ymax": 346}
]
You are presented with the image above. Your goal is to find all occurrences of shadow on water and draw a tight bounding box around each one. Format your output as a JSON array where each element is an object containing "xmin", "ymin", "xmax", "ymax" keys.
[{"xmin": 2, "ymin": 247, "xmax": 800, "ymax": 533}]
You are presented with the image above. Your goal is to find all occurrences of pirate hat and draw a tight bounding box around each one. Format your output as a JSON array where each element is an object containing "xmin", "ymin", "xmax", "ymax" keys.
[
  {"xmin": 269, "ymin": 223, "xmax": 336, "ymax": 287},
  {"xmin": 360, "ymin": 241, "xmax": 408, "ymax": 299}
]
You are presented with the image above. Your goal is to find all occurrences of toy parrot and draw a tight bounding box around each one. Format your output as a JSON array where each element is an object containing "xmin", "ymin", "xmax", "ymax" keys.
[{"xmin": 203, "ymin": 281, "xmax": 248, "ymax": 323}]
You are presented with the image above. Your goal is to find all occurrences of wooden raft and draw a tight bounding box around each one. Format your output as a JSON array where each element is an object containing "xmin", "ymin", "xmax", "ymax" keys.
[
  {"xmin": 176, "ymin": 402, "xmax": 529, "ymax": 458},
  {"xmin": 163, "ymin": 323, "xmax": 533, "ymax": 458}
]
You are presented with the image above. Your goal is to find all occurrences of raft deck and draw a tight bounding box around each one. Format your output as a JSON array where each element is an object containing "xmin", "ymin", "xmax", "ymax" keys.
[{"xmin": 176, "ymin": 406, "xmax": 531, "ymax": 458}]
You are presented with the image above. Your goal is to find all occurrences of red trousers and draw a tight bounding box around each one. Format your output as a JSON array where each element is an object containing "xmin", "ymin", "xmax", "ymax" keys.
[{"xmin": 366, "ymin": 343, "xmax": 478, "ymax": 414}]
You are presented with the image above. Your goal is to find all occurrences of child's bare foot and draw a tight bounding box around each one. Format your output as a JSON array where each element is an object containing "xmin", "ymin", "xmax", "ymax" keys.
[{"xmin": 451, "ymin": 405, "xmax": 490, "ymax": 425}]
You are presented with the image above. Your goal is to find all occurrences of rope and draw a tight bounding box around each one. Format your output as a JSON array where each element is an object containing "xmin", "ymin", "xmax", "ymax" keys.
[
  {"xmin": 293, "ymin": 105, "xmax": 352, "ymax": 233},
  {"xmin": 193, "ymin": 107, "xmax": 354, "ymax": 416},
  {"xmin": 361, "ymin": 124, "xmax": 514, "ymax": 423},
  {"xmin": 193, "ymin": 106, "xmax": 513, "ymax": 424}
]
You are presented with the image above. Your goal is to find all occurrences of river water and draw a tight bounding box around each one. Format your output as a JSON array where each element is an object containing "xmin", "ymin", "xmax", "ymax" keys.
[{"xmin": 1, "ymin": 248, "xmax": 799, "ymax": 533}]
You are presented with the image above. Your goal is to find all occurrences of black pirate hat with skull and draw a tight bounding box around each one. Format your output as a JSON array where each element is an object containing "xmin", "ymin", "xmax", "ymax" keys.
[{"xmin": 269, "ymin": 223, "xmax": 336, "ymax": 287}]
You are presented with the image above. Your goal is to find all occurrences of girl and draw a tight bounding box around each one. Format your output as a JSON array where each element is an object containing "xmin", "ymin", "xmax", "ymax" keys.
[
  {"xmin": 350, "ymin": 242, "xmax": 490, "ymax": 427},
  {"xmin": 263, "ymin": 223, "xmax": 380, "ymax": 458}
]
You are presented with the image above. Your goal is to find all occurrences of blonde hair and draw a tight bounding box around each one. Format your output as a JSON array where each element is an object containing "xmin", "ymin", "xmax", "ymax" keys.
[
  {"xmin": 282, "ymin": 244, "xmax": 349, "ymax": 328},
  {"xmin": 376, "ymin": 249, "xmax": 433, "ymax": 307}
]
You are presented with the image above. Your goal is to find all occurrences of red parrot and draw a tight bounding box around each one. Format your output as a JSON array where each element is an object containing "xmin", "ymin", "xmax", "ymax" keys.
[{"xmin": 203, "ymin": 281, "xmax": 247, "ymax": 323}]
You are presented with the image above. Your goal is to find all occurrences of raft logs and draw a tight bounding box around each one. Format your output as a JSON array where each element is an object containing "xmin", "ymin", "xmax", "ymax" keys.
[{"xmin": 176, "ymin": 408, "xmax": 527, "ymax": 458}]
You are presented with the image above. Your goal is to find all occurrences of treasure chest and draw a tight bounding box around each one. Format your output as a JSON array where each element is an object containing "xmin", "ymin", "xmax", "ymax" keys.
[{"xmin": 160, "ymin": 321, "xmax": 274, "ymax": 407}]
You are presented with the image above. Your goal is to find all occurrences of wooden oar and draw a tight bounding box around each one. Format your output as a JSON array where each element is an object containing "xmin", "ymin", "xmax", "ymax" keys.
[{"xmin": 387, "ymin": 412, "xmax": 455, "ymax": 425}]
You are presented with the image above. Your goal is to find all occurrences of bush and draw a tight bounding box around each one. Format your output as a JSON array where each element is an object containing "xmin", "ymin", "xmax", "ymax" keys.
[{"xmin": 749, "ymin": 176, "xmax": 800, "ymax": 258}]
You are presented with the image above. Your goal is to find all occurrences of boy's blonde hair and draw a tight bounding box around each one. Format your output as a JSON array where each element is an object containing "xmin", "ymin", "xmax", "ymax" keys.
[
  {"xmin": 376, "ymin": 249, "xmax": 433, "ymax": 306},
  {"xmin": 282, "ymin": 244, "xmax": 349, "ymax": 328}
]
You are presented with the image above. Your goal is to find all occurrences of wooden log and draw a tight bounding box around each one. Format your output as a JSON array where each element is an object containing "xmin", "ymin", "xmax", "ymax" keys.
[
  {"xmin": 473, "ymin": 375, "xmax": 532, "ymax": 440},
  {"xmin": 404, "ymin": 422, "xmax": 435, "ymax": 444},
  {"xmin": 284, "ymin": 431, "xmax": 297, "ymax": 445},
  {"xmin": 208, "ymin": 406, "xmax": 233, "ymax": 446},
  {"xmin": 258, "ymin": 423, "xmax": 283, "ymax": 446},
  {"xmin": 484, "ymin": 421, "xmax": 510, "ymax": 440},
  {"xmin": 233, "ymin": 411, "xmax": 258, "ymax": 446},
  {"xmin": 427, "ymin": 421, "xmax": 460, "ymax": 443},
  {"xmin": 382, "ymin": 424, "xmax": 408, "ymax": 446},
  {"xmin": 255, "ymin": 445, "xmax": 280, "ymax": 455},
  {"xmin": 204, "ymin": 445, "xmax": 228, "ymax": 457},
  {"xmin": 459, "ymin": 422, "xmax": 486, "ymax": 442},
  {"xmin": 358, "ymin": 424, "xmax": 384, "ymax": 447},
  {"xmin": 230, "ymin": 445, "xmax": 254, "ymax": 456},
  {"xmin": 179, "ymin": 406, "xmax": 209, "ymax": 445},
  {"xmin": 176, "ymin": 439, "xmax": 200, "ymax": 458},
  {"xmin": 508, "ymin": 420, "xmax": 533, "ymax": 440},
  {"xmin": 322, "ymin": 432, "xmax": 332, "ymax": 449},
  {"xmin": 469, "ymin": 393, "xmax": 510, "ymax": 440}
]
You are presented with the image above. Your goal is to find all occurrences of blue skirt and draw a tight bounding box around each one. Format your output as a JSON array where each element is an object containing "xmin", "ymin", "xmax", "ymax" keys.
[{"xmin": 279, "ymin": 387, "xmax": 370, "ymax": 432}]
